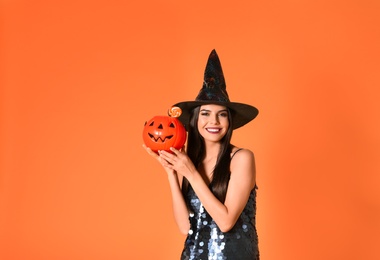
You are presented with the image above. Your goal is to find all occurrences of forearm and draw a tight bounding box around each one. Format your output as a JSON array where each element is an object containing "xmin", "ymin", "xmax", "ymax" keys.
[
  {"xmin": 167, "ymin": 173, "xmax": 190, "ymax": 235},
  {"xmin": 187, "ymin": 173, "xmax": 232, "ymax": 232}
]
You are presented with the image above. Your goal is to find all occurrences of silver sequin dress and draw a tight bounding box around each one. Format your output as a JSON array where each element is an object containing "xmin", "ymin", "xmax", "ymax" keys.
[{"xmin": 181, "ymin": 185, "xmax": 259, "ymax": 260}]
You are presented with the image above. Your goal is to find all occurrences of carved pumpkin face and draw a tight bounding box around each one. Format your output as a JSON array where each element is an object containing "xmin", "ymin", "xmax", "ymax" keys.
[{"xmin": 143, "ymin": 115, "xmax": 187, "ymax": 153}]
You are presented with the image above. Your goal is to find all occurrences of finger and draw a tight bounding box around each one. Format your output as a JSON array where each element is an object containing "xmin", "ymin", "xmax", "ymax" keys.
[
  {"xmin": 158, "ymin": 155, "xmax": 173, "ymax": 168},
  {"xmin": 159, "ymin": 150, "xmax": 176, "ymax": 164},
  {"xmin": 158, "ymin": 156, "xmax": 168, "ymax": 166},
  {"xmin": 159, "ymin": 150, "xmax": 174, "ymax": 158},
  {"xmin": 143, "ymin": 144, "xmax": 159, "ymax": 158},
  {"xmin": 169, "ymin": 147, "xmax": 181, "ymax": 155}
]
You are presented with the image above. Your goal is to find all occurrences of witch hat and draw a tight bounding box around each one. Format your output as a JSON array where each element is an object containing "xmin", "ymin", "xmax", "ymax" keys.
[{"xmin": 173, "ymin": 49, "xmax": 258, "ymax": 129}]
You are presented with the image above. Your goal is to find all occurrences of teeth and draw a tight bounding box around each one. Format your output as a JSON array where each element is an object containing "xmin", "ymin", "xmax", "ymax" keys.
[{"xmin": 206, "ymin": 128, "xmax": 221, "ymax": 133}]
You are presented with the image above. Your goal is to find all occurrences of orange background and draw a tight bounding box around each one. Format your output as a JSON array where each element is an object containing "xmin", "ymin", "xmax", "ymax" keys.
[{"xmin": 1, "ymin": 0, "xmax": 379, "ymax": 259}]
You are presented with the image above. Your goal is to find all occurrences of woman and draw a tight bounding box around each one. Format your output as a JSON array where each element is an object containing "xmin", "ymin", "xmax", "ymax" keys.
[{"xmin": 143, "ymin": 50, "xmax": 259, "ymax": 259}]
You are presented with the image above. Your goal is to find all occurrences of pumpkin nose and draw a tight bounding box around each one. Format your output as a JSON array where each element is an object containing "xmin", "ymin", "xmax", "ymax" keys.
[{"xmin": 158, "ymin": 124, "xmax": 163, "ymax": 129}]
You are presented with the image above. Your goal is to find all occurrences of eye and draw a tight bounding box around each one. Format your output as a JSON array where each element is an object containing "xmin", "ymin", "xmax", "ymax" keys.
[
  {"xmin": 149, "ymin": 121, "xmax": 154, "ymax": 126},
  {"xmin": 219, "ymin": 112, "xmax": 228, "ymax": 117},
  {"xmin": 169, "ymin": 122, "xmax": 175, "ymax": 128}
]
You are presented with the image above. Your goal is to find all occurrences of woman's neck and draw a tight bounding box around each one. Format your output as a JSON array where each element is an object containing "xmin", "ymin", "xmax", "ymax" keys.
[
  {"xmin": 203, "ymin": 141, "xmax": 221, "ymax": 161},
  {"xmin": 197, "ymin": 142, "xmax": 220, "ymax": 184}
]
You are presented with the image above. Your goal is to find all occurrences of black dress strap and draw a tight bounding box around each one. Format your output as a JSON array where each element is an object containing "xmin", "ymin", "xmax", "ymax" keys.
[{"xmin": 231, "ymin": 148, "xmax": 243, "ymax": 159}]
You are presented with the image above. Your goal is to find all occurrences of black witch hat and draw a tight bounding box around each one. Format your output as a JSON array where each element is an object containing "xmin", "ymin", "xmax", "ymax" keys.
[{"xmin": 173, "ymin": 49, "xmax": 259, "ymax": 129}]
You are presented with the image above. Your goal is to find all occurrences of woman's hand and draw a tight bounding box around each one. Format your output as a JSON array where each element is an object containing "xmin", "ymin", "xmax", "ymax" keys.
[
  {"xmin": 142, "ymin": 144, "xmax": 176, "ymax": 175},
  {"xmin": 158, "ymin": 147, "xmax": 197, "ymax": 180}
]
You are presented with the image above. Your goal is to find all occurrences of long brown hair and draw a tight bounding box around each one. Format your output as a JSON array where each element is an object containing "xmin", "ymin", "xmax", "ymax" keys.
[{"xmin": 182, "ymin": 106, "xmax": 233, "ymax": 203}]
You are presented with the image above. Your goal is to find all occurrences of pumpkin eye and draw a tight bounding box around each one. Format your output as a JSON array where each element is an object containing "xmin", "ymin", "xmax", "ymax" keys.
[
  {"xmin": 149, "ymin": 121, "xmax": 154, "ymax": 126},
  {"xmin": 169, "ymin": 123, "xmax": 175, "ymax": 128}
]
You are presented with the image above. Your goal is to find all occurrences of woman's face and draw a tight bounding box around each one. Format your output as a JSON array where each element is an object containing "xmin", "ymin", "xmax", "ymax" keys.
[{"xmin": 197, "ymin": 104, "xmax": 229, "ymax": 142}]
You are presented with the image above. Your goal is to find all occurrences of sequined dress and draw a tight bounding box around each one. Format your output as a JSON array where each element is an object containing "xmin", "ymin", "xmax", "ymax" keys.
[{"xmin": 181, "ymin": 185, "xmax": 259, "ymax": 260}]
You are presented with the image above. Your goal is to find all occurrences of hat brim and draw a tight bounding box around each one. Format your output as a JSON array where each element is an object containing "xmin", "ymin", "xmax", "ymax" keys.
[{"xmin": 173, "ymin": 101, "xmax": 259, "ymax": 130}]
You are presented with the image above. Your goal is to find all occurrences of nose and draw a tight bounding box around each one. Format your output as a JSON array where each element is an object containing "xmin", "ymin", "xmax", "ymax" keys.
[{"xmin": 210, "ymin": 114, "xmax": 219, "ymax": 124}]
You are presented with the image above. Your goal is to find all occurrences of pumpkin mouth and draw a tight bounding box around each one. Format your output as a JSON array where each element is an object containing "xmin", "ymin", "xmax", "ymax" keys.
[{"xmin": 148, "ymin": 133, "xmax": 174, "ymax": 143}]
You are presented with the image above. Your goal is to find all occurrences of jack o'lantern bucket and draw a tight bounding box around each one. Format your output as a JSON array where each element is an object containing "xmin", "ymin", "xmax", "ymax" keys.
[{"xmin": 142, "ymin": 107, "xmax": 187, "ymax": 153}]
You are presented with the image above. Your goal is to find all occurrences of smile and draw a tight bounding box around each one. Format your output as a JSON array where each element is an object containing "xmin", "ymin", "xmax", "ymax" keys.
[{"xmin": 206, "ymin": 128, "xmax": 222, "ymax": 133}]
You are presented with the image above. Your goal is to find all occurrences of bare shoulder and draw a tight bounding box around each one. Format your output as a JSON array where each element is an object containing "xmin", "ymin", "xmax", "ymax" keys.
[
  {"xmin": 230, "ymin": 147, "xmax": 255, "ymax": 170},
  {"xmin": 231, "ymin": 147, "xmax": 255, "ymax": 162},
  {"xmin": 230, "ymin": 147, "xmax": 256, "ymax": 187}
]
